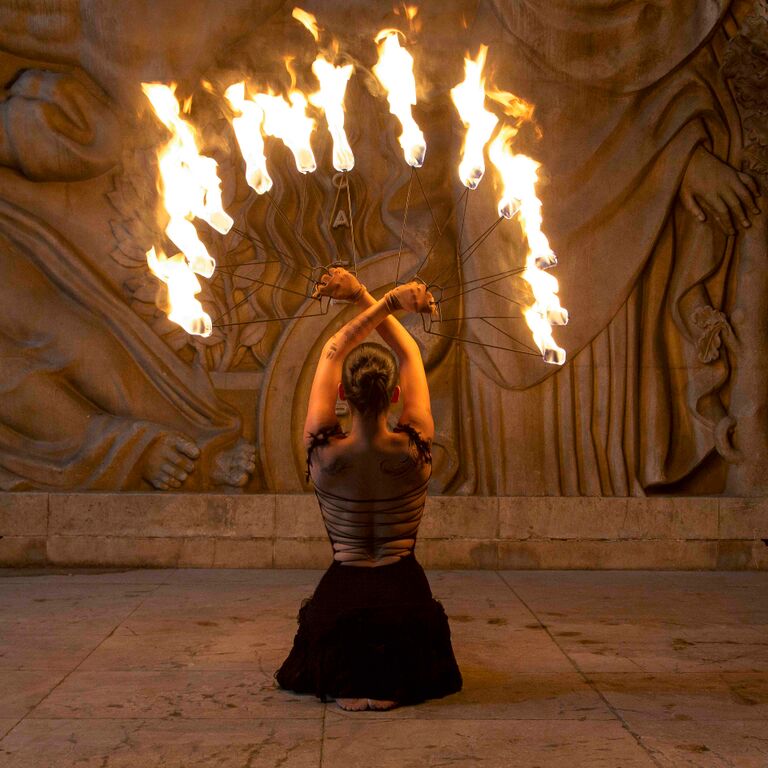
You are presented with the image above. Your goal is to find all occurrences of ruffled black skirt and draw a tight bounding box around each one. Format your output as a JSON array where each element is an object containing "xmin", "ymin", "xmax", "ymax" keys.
[{"xmin": 275, "ymin": 553, "xmax": 462, "ymax": 704}]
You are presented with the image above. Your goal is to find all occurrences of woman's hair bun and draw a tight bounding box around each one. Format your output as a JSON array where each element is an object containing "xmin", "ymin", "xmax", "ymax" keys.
[{"xmin": 342, "ymin": 343, "xmax": 398, "ymax": 416}]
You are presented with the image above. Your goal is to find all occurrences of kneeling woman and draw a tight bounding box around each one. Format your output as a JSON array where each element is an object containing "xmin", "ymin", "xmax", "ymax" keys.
[{"xmin": 276, "ymin": 268, "xmax": 462, "ymax": 711}]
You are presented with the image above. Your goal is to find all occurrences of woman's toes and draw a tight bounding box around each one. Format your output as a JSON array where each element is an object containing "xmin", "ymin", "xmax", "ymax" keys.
[
  {"xmin": 367, "ymin": 699, "xmax": 397, "ymax": 711},
  {"xmin": 336, "ymin": 698, "xmax": 369, "ymax": 711}
]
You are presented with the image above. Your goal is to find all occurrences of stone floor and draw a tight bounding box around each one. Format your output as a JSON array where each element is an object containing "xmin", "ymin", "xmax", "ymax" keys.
[{"xmin": 1, "ymin": 568, "xmax": 767, "ymax": 767}]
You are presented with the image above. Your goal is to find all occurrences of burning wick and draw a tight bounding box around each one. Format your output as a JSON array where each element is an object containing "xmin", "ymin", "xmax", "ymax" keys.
[
  {"xmin": 451, "ymin": 45, "xmax": 497, "ymax": 190},
  {"xmin": 373, "ymin": 30, "xmax": 426, "ymax": 168}
]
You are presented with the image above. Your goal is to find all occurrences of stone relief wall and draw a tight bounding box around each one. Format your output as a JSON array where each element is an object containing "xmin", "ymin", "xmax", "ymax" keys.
[{"xmin": 0, "ymin": 0, "xmax": 765, "ymax": 496}]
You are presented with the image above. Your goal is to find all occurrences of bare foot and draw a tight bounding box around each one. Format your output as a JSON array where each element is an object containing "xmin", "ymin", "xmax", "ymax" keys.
[
  {"xmin": 142, "ymin": 433, "xmax": 200, "ymax": 490},
  {"xmin": 368, "ymin": 699, "xmax": 398, "ymax": 711},
  {"xmin": 336, "ymin": 698, "xmax": 369, "ymax": 711},
  {"xmin": 210, "ymin": 438, "xmax": 256, "ymax": 487}
]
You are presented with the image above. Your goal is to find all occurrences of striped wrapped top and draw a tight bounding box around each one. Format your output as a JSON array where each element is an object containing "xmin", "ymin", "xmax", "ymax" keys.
[{"xmin": 307, "ymin": 423, "xmax": 432, "ymax": 566}]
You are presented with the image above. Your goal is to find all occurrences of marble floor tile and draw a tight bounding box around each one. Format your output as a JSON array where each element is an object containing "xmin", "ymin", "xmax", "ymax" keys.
[
  {"xmin": 0, "ymin": 568, "xmax": 178, "ymax": 585},
  {"xmin": 0, "ymin": 627, "xmax": 119, "ymax": 671},
  {"xmin": 322, "ymin": 715, "xmax": 658, "ymax": 767},
  {"xmin": 500, "ymin": 571, "xmax": 768, "ymax": 626},
  {"xmin": 30, "ymin": 669, "xmax": 323, "ymax": 720},
  {"xmin": 0, "ymin": 582, "xmax": 158, "ymax": 638},
  {"xmin": 625, "ymin": 719, "xmax": 768, "ymax": 768},
  {"xmin": 0, "ymin": 582, "xmax": 154, "ymax": 669},
  {"xmin": 323, "ymin": 669, "xmax": 612, "ymax": 721},
  {"xmin": 0, "ymin": 717, "xmax": 323, "ymax": 768},
  {"xmin": 129, "ymin": 582, "xmax": 313, "ymax": 620},
  {"xmin": 0, "ymin": 568, "xmax": 765, "ymax": 767},
  {"xmin": 168, "ymin": 569, "xmax": 323, "ymax": 585},
  {"xmin": 77, "ymin": 614, "xmax": 293, "ymax": 672},
  {"xmin": 0, "ymin": 670, "xmax": 67, "ymax": 718},
  {"xmin": 534, "ymin": 622, "xmax": 768, "ymax": 674},
  {"xmin": 0, "ymin": 720, "xmax": 17, "ymax": 740},
  {"xmin": 453, "ymin": 627, "xmax": 576, "ymax": 672},
  {"xmin": 590, "ymin": 672, "xmax": 768, "ymax": 722}
]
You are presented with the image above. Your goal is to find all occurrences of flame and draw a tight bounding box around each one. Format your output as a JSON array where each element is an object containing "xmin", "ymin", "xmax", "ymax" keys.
[
  {"xmin": 146, "ymin": 247, "xmax": 212, "ymax": 337},
  {"xmin": 142, "ymin": 82, "xmax": 233, "ymax": 279},
  {"xmin": 284, "ymin": 55, "xmax": 299, "ymax": 92},
  {"xmin": 450, "ymin": 45, "xmax": 498, "ymax": 189},
  {"xmin": 292, "ymin": 7, "xmax": 320, "ymax": 41},
  {"xmin": 254, "ymin": 84, "xmax": 317, "ymax": 174},
  {"xmin": 372, "ymin": 30, "xmax": 426, "ymax": 167},
  {"xmin": 394, "ymin": 4, "xmax": 420, "ymax": 32},
  {"xmin": 309, "ymin": 55, "xmax": 354, "ymax": 172},
  {"xmin": 224, "ymin": 81, "xmax": 273, "ymax": 195},
  {"xmin": 487, "ymin": 87, "xmax": 535, "ymax": 122},
  {"xmin": 488, "ymin": 125, "xmax": 567, "ymax": 364}
]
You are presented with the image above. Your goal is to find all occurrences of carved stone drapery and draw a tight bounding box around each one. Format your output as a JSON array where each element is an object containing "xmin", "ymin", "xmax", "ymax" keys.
[{"xmin": 0, "ymin": 0, "xmax": 765, "ymax": 495}]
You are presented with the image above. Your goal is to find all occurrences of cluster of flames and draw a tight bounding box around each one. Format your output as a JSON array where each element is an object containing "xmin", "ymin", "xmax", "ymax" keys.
[{"xmin": 142, "ymin": 6, "xmax": 567, "ymax": 364}]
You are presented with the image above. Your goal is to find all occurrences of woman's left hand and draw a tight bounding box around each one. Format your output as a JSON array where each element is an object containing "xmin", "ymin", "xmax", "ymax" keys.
[{"xmin": 312, "ymin": 267, "xmax": 365, "ymax": 302}]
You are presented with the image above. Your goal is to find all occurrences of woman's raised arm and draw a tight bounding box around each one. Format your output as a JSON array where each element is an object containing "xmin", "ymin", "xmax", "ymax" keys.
[
  {"xmin": 304, "ymin": 270, "xmax": 435, "ymax": 444},
  {"xmin": 352, "ymin": 288, "xmax": 434, "ymax": 442}
]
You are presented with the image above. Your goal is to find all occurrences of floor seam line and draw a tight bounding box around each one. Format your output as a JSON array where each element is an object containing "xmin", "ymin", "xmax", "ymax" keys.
[
  {"xmin": 319, "ymin": 701, "xmax": 327, "ymax": 768},
  {"xmin": 501, "ymin": 574, "xmax": 666, "ymax": 768}
]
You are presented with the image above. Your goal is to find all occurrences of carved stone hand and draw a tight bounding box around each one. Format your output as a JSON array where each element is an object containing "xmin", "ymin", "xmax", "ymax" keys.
[{"xmin": 680, "ymin": 145, "xmax": 761, "ymax": 235}]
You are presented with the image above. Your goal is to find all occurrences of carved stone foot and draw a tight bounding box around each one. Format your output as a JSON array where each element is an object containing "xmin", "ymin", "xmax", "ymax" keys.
[
  {"xmin": 210, "ymin": 439, "xmax": 257, "ymax": 488},
  {"xmin": 142, "ymin": 433, "xmax": 200, "ymax": 490}
]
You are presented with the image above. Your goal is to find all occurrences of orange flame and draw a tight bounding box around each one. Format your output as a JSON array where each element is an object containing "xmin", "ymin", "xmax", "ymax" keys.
[
  {"xmin": 291, "ymin": 7, "xmax": 320, "ymax": 41},
  {"xmin": 252, "ymin": 63, "xmax": 317, "ymax": 174},
  {"xmin": 309, "ymin": 55, "xmax": 355, "ymax": 172},
  {"xmin": 487, "ymin": 88, "xmax": 535, "ymax": 122},
  {"xmin": 373, "ymin": 30, "xmax": 426, "ymax": 167},
  {"xmin": 142, "ymin": 82, "xmax": 233, "ymax": 283},
  {"xmin": 146, "ymin": 247, "xmax": 212, "ymax": 338},
  {"xmin": 450, "ymin": 45, "xmax": 498, "ymax": 189},
  {"xmin": 224, "ymin": 81, "xmax": 273, "ymax": 195},
  {"xmin": 488, "ymin": 126, "xmax": 567, "ymax": 364}
]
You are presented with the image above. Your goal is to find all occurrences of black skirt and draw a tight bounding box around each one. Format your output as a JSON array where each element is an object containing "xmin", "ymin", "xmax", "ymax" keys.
[{"xmin": 275, "ymin": 553, "xmax": 463, "ymax": 704}]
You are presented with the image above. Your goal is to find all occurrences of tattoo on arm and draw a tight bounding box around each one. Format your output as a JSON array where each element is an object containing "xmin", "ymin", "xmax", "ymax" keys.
[
  {"xmin": 323, "ymin": 300, "xmax": 389, "ymax": 362},
  {"xmin": 325, "ymin": 338, "xmax": 340, "ymax": 360}
]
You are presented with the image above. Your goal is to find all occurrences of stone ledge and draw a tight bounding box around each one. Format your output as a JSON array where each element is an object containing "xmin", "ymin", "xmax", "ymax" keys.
[{"xmin": 0, "ymin": 493, "xmax": 766, "ymax": 569}]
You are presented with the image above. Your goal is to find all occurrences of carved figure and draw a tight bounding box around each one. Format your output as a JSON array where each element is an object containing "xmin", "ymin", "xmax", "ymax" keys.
[
  {"xmin": 0, "ymin": 0, "xmax": 764, "ymax": 496},
  {"xmin": 0, "ymin": 1, "xmax": 283, "ymax": 489},
  {"xmin": 449, "ymin": 0, "xmax": 767, "ymax": 494}
]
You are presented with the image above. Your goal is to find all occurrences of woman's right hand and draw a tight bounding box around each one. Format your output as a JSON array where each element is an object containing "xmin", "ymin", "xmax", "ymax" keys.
[
  {"xmin": 385, "ymin": 282, "xmax": 437, "ymax": 315},
  {"xmin": 312, "ymin": 267, "xmax": 365, "ymax": 302}
]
